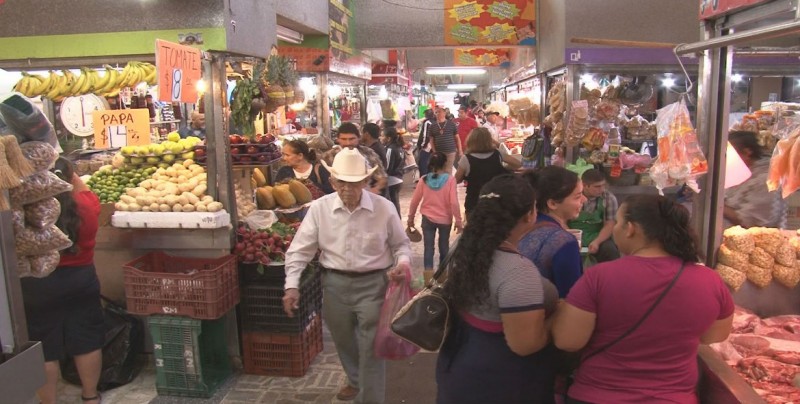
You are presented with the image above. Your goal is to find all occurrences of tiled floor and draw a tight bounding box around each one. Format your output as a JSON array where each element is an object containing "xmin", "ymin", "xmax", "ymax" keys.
[{"xmin": 54, "ymin": 171, "xmax": 461, "ymax": 404}]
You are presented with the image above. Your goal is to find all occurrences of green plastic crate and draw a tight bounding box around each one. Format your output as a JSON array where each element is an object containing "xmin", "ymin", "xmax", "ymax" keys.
[{"xmin": 149, "ymin": 315, "xmax": 232, "ymax": 398}]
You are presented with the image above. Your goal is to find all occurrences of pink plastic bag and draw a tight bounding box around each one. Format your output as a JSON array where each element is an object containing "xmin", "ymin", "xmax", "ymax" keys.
[{"xmin": 375, "ymin": 269, "xmax": 420, "ymax": 360}]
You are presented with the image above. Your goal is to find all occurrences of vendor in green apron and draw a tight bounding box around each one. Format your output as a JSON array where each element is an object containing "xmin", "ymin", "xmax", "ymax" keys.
[{"xmin": 568, "ymin": 169, "xmax": 620, "ymax": 263}]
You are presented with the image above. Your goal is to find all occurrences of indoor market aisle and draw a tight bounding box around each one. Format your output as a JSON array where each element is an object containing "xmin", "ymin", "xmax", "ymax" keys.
[{"xmin": 55, "ymin": 172, "xmax": 463, "ymax": 404}]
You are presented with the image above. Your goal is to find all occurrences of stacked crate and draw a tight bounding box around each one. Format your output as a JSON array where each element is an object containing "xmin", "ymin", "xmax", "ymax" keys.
[
  {"xmin": 123, "ymin": 252, "xmax": 238, "ymax": 398},
  {"xmin": 238, "ymin": 262, "xmax": 323, "ymax": 377}
]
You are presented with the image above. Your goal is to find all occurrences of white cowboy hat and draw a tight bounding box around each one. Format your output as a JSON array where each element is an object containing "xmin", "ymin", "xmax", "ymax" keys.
[{"xmin": 321, "ymin": 148, "xmax": 377, "ymax": 182}]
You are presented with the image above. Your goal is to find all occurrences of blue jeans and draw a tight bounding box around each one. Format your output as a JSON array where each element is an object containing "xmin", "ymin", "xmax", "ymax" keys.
[{"xmin": 422, "ymin": 216, "xmax": 451, "ymax": 269}]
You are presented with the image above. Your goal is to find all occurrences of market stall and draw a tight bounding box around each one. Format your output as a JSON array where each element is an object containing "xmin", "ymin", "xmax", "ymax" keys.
[
  {"xmin": 674, "ymin": 0, "xmax": 800, "ymax": 401},
  {"xmin": 538, "ymin": 48, "xmax": 699, "ymax": 197}
]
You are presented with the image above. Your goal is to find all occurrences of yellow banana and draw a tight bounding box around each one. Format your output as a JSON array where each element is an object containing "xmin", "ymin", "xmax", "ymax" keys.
[
  {"xmin": 125, "ymin": 62, "xmax": 143, "ymax": 88},
  {"xmin": 143, "ymin": 68, "xmax": 157, "ymax": 86},
  {"xmin": 105, "ymin": 88, "xmax": 121, "ymax": 98},
  {"xmin": 117, "ymin": 63, "xmax": 134, "ymax": 88},
  {"xmin": 33, "ymin": 71, "xmax": 56, "ymax": 95},
  {"xmin": 24, "ymin": 73, "xmax": 47, "ymax": 97},
  {"xmin": 77, "ymin": 68, "xmax": 93, "ymax": 94},
  {"xmin": 66, "ymin": 69, "xmax": 84, "ymax": 96},
  {"xmin": 97, "ymin": 66, "xmax": 119, "ymax": 95},
  {"xmin": 44, "ymin": 72, "xmax": 67, "ymax": 100},
  {"xmin": 13, "ymin": 73, "xmax": 33, "ymax": 96},
  {"xmin": 92, "ymin": 66, "xmax": 112, "ymax": 94}
]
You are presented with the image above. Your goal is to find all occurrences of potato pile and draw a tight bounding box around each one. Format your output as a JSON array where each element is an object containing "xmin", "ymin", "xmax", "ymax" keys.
[
  {"xmin": 716, "ymin": 226, "xmax": 800, "ymax": 290},
  {"xmin": 113, "ymin": 159, "xmax": 223, "ymax": 213}
]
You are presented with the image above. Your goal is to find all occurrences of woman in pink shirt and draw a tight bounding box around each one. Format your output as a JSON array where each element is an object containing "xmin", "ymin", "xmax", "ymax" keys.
[
  {"xmin": 407, "ymin": 152, "xmax": 463, "ymax": 282},
  {"xmin": 552, "ymin": 194, "xmax": 733, "ymax": 404}
]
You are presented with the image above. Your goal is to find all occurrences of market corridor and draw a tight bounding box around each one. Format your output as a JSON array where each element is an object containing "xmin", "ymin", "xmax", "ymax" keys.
[{"xmin": 55, "ymin": 175, "xmax": 461, "ymax": 404}]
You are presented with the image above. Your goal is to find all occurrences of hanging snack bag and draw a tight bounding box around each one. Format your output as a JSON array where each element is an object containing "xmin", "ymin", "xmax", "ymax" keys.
[
  {"xmin": 16, "ymin": 225, "xmax": 72, "ymax": 256},
  {"xmin": 566, "ymin": 100, "xmax": 590, "ymax": 147},
  {"xmin": 27, "ymin": 251, "xmax": 61, "ymax": 278},
  {"xmin": 24, "ymin": 197, "xmax": 61, "ymax": 229},
  {"xmin": 651, "ymin": 99, "xmax": 708, "ymax": 193},
  {"xmin": 19, "ymin": 141, "xmax": 59, "ymax": 172},
  {"xmin": 9, "ymin": 171, "xmax": 72, "ymax": 208}
]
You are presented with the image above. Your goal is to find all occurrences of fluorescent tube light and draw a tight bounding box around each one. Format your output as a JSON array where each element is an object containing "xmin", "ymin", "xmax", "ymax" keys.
[
  {"xmin": 277, "ymin": 25, "xmax": 304, "ymax": 44},
  {"xmin": 426, "ymin": 68, "xmax": 486, "ymax": 75},
  {"xmin": 447, "ymin": 84, "xmax": 477, "ymax": 90}
]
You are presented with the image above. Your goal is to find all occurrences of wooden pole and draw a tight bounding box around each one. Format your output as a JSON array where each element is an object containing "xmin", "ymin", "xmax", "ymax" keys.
[{"xmin": 570, "ymin": 37, "xmax": 677, "ymax": 49}]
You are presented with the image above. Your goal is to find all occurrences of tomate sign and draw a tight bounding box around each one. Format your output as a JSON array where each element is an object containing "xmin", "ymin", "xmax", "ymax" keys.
[{"xmin": 156, "ymin": 39, "xmax": 201, "ymax": 103}]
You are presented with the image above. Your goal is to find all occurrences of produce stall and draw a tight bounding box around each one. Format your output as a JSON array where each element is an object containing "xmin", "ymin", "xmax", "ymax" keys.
[{"xmin": 674, "ymin": 0, "xmax": 800, "ymax": 401}]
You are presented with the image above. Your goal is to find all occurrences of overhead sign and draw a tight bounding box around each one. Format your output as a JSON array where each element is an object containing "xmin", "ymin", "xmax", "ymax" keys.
[
  {"xmin": 444, "ymin": 0, "xmax": 535, "ymax": 46},
  {"xmin": 93, "ymin": 109, "xmax": 151, "ymax": 149},
  {"xmin": 156, "ymin": 39, "xmax": 202, "ymax": 103},
  {"xmin": 699, "ymin": 0, "xmax": 770, "ymax": 19},
  {"xmin": 454, "ymin": 48, "xmax": 511, "ymax": 66}
]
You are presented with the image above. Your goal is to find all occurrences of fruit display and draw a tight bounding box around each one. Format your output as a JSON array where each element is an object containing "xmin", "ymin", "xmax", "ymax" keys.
[
  {"xmin": 230, "ymin": 56, "xmax": 302, "ymax": 136},
  {"xmin": 86, "ymin": 165, "xmax": 157, "ymax": 204},
  {"xmin": 255, "ymin": 179, "xmax": 314, "ymax": 210},
  {"xmin": 235, "ymin": 181, "xmax": 257, "ymax": 219},
  {"xmin": 195, "ymin": 134, "xmax": 281, "ymax": 166},
  {"xmin": 13, "ymin": 62, "xmax": 157, "ymax": 101},
  {"xmin": 233, "ymin": 222, "xmax": 300, "ymax": 265},
  {"xmin": 119, "ymin": 132, "xmax": 200, "ymax": 168},
  {"xmin": 112, "ymin": 159, "xmax": 222, "ymax": 212}
]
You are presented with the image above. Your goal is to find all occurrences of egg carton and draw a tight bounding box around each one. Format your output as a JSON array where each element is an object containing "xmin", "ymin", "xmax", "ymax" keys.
[{"xmin": 112, "ymin": 210, "xmax": 230, "ymax": 229}]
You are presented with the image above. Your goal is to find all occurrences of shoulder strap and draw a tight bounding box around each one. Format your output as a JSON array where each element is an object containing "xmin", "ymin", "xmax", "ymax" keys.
[
  {"xmin": 582, "ymin": 261, "xmax": 687, "ymax": 362},
  {"xmin": 313, "ymin": 162, "xmax": 321, "ymax": 182}
]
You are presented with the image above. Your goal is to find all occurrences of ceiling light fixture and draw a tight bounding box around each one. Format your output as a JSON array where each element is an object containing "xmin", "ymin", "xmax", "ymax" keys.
[
  {"xmin": 277, "ymin": 25, "xmax": 304, "ymax": 44},
  {"xmin": 447, "ymin": 84, "xmax": 477, "ymax": 90},
  {"xmin": 426, "ymin": 68, "xmax": 486, "ymax": 75},
  {"xmin": 731, "ymin": 74, "xmax": 744, "ymax": 83},
  {"xmin": 661, "ymin": 77, "xmax": 676, "ymax": 88}
]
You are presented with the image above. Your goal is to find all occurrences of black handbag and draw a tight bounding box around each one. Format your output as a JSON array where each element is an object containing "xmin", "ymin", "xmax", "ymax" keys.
[{"xmin": 390, "ymin": 264, "xmax": 450, "ymax": 352}]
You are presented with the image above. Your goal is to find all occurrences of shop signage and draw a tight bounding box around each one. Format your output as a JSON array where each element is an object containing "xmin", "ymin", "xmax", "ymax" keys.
[
  {"xmin": 278, "ymin": 45, "xmax": 328, "ymax": 72},
  {"xmin": 92, "ymin": 109, "xmax": 151, "ymax": 149},
  {"xmin": 444, "ymin": 0, "xmax": 535, "ymax": 46},
  {"xmin": 699, "ymin": 0, "xmax": 770, "ymax": 19},
  {"xmin": 454, "ymin": 48, "xmax": 511, "ymax": 66},
  {"xmin": 329, "ymin": 0, "xmax": 354, "ymax": 60},
  {"xmin": 155, "ymin": 39, "xmax": 201, "ymax": 103}
]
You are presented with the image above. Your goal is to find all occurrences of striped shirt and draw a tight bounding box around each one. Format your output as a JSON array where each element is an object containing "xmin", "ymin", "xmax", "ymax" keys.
[
  {"xmin": 430, "ymin": 119, "xmax": 459, "ymax": 153},
  {"xmin": 467, "ymin": 250, "xmax": 545, "ymax": 324}
]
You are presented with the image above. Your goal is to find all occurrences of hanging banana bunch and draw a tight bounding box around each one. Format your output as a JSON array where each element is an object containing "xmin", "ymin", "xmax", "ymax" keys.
[{"xmin": 13, "ymin": 61, "xmax": 158, "ymax": 101}]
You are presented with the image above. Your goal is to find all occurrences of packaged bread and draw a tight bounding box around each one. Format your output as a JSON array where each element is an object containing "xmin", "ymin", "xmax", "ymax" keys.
[
  {"xmin": 749, "ymin": 246, "xmax": 775, "ymax": 269},
  {"xmin": 718, "ymin": 244, "xmax": 749, "ymax": 270},
  {"xmin": 772, "ymin": 263, "xmax": 800, "ymax": 289},
  {"xmin": 722, "ymin": 226, "xmax": 755, "ymax": 253},
  {"xmin": 747, "ymin": 264, "xmax": 773, "ymax": 288},
  {"xmin": 750, "ymin": 227, "xmax": 783, "ymax": 255},
  {"xmin": 774, "ymin": 242, "xmax": 795, "ymax": 267},
  {"xmin": 716, "ymin": 263, "xmax": 747, "ymax": 291}
]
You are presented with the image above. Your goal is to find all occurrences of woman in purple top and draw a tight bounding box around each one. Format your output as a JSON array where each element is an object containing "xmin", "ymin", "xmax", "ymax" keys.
[
  {"xmin": 552, "ymin": 195, "xmax": 734, "ymax": 404},
  {"xmin": 437, "ymin": 174, "xmax": 557, "ymax": 404},
  {"xmin": 518, "ymin": 166, "xmax": 586, "ymax": 297}
]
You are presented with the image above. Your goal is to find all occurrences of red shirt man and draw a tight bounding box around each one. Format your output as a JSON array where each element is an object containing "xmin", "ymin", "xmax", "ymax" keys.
[{"xmin": 455, "ymin": 106, "xmax": 479, "ymax": 148}]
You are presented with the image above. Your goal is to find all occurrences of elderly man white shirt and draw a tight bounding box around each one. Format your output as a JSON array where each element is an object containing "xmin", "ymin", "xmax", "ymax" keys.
[{"xmin": 283, "ymin": 148, "xmax": 411, "ymax": 404}]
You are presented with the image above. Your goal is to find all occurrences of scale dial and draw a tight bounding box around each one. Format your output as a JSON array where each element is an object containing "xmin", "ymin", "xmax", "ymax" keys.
[{"xmin": 59, "ymin": 95, "xmax": 108, "ymax": 137}]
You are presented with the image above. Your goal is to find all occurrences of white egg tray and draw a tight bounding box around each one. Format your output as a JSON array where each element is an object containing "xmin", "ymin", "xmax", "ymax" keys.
[{"xmin": 111, "ymin": 210, "xmax": 231, "ymax": 229}]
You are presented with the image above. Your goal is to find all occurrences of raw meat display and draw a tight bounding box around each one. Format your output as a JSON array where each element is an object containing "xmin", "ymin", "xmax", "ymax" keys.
[{"xmin": 710, "ymin": 307, "xmax": 800, "ymax": 403}]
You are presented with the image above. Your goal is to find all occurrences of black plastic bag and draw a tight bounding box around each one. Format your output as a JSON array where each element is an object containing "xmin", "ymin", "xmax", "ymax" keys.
[{"xmin": 60, "ymin": 297, "xmax": 145, "ymax": 391}]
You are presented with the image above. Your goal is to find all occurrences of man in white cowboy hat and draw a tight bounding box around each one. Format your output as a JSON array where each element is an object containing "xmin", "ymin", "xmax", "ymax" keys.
[{"xmin": 283, "ymin": 148, "xmax": 411, "ymax": 404}]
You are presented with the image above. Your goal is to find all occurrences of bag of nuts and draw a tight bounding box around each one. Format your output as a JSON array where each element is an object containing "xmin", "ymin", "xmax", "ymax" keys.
[{"xmin": 15, "ymin": 225, "xmax": 72, "ymax": 256}]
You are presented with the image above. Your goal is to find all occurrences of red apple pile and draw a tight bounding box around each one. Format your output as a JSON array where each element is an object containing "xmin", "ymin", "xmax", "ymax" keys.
[
  {"xmin": 233, "ymin": 222, "xmax": 301, "ymax": 265},
  {"xmin": 194, "ymin": 134, "xmax": 281, "ymax": 166}
]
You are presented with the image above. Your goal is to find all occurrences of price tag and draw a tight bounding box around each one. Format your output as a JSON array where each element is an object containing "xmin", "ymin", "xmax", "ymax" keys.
[
  {"xmin": 156, "ymin": 39, "xmax": 201, "ymax": 103},
  {"xmin": 93, "ymin": 109, "xmax": 151, "ymax": 149},
  {"xmin": 610, "ymin": 162, "xmax": 623, "ymax": 178}
]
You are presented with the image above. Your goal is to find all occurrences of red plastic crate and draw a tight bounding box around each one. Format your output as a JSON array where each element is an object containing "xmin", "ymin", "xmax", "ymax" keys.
[
  {"xmin": 123, "ymin": 252, "xmax": 239, "ymax": 320},
  {"xmin": 242, "ymin": 314, "xmax": 323, "ymax": 377}
]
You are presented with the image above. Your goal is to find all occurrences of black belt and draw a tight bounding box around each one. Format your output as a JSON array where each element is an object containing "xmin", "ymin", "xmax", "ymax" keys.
[{"xmin": 321, "ymin": 265, "xmax": 390, "ymax": 278}]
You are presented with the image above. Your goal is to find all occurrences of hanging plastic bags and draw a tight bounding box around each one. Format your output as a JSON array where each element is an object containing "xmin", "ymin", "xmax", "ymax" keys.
[
  {"xmin": 375, "ymin": 268, "xmax": 420, "ymax": 360},
  {"xmin": 651, "ymin": 98, "xmax": 708, "ymax": 194}
]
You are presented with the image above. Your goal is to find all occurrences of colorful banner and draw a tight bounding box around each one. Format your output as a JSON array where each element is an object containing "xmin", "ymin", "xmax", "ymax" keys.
[
  {"xmin": 454, "ymin": 48, "xmax": 511, "ymax": 66},
  {"xmin": 329, "ymin": 0, "xmax": 354, "ymax": 60},
  {"xmin": 93, "ymin": 109, "xmax": 151, "ymax": 149},
  {"xmin": 444, "ymin": 0, "xmax": 535, "ymax": 45},
  {"xmin": 699, "ymin": 0, "xmax": 770, "ymax": 19},
  {"xmin": 155, "ymin": 39, "xmax": 202, "ymax": 103}
]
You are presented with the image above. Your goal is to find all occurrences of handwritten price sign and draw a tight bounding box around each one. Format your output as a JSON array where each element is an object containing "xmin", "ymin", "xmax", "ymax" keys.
[
  {"xmin": 92, "ymin": 109, "xmax": 151, "ymax": 149},
  {"xmin": 156, "ymin": 39, "xmax": 201, "ymax": 103}
]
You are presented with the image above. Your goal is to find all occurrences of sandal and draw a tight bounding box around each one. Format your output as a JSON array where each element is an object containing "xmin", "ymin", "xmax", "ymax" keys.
[{"xmin": 81, "ymin": 393, "xmax": 101, "ymax": 403}]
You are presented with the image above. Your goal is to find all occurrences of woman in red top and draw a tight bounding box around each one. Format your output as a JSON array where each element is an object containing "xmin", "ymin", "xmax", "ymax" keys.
[{"xmin": 21, "ymin": 157, "xmax": 104, "ymax": 404}]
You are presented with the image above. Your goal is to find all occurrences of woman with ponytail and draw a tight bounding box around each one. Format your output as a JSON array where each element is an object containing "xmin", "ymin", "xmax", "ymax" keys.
[
  {"xmin": 437, "ymin": 174, "xmax": 557, "ymax": 404},
  {"xmin": 552, "ymin": 194, "xmax": 733, "ymax": 404},
  {"xmin": 21, "ymin": 157, "xmax": 104, "ymax": 404}
]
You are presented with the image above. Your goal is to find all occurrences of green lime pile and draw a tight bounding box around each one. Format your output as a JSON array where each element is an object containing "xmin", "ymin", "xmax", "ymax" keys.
[{"xmin": 86, "ymin": 166, "xmax": 156, "ymax": 203}]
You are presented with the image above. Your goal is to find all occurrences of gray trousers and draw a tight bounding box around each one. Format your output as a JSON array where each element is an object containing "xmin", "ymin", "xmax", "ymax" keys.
[{"xmin": 322, "ymin": 270, "xmax": 389, "ymax": 404}]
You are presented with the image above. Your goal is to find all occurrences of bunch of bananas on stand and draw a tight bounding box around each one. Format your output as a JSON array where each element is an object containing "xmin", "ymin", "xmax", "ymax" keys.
[{"xmin": 13, "ymin": 61, "xmax": 157, "ymax": 101}]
